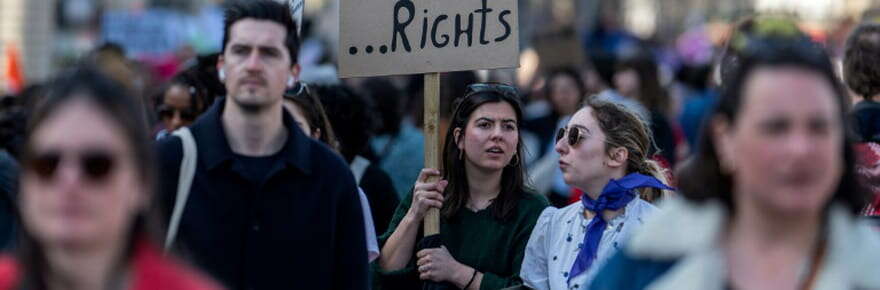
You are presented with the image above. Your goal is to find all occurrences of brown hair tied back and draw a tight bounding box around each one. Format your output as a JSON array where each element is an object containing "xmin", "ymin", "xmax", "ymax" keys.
[{"xmin": 584, "ymin": 98, "xmax": 672, "ymax": 203}]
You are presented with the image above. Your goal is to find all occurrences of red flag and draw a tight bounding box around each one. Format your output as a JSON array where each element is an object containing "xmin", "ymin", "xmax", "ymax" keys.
[{"xmin": 4, "ymin": 43, "xmax": 25, "ymax": 94}]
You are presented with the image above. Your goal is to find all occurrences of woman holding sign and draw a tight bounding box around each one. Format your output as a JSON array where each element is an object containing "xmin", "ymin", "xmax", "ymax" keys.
[
  {"xmin": 519, "ymin": 99, "xmax": 673, "ymax": 290},
  {"xmin": 376, "ymin": 83, "xmax": 549, "ymax": 289}
]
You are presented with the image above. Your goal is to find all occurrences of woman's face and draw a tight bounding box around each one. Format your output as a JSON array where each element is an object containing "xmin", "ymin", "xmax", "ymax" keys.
[
  {"xmin": 556, "ymin": 106, "xmax": 617, "ymax": 191},
  {"xmin": 613, "ymin": 68, "xmax": 640, "ymax": 98},
  {"xmin": 456, "ymin": 101, "xmax": 519, "ymax": 172},
  {"xmin": 283, "ymin": 100, "xmax": 314, "ymax": 137},
  {"xmin": 714, "ymin": 67, "xmax": 843, "ymax": 215},
  {"xmin": 159, "ymin": 84, "xmax": 197, "ymax": 132},
  {"xmin": 21, "ymin": 99, "xmax": 146, "ymax": 250},
  {"xmin": 549, "ymin": 74, "xmax": 582, "ymax": 116}
]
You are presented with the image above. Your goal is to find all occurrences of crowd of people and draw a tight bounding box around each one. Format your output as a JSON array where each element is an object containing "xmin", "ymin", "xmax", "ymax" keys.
[{"xmin": 0, "ymin": 0, "xmax": 879, "ymax": 289}]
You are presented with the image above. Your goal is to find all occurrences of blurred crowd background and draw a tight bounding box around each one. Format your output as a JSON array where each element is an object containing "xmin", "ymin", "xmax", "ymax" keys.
[{"xmin": 3, "ymin": 0, "xmax": 880, "ymax": 206}]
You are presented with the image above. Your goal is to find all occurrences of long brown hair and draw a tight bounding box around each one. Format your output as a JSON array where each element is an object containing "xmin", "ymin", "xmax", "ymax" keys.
[
  {"xmin": 585, "ymin": 98, "xmax": 671, "ymax": 202},
  {"xmin": 441, "ymin": 89, "xmax": 529, "ymax": 221},
  {"xmin": 284, "ymin": 83, "xmax": 339, "ymax": 152},
  {"xmin": 18, "ymin": 66, "xmax": 160, "ymax": 289}
]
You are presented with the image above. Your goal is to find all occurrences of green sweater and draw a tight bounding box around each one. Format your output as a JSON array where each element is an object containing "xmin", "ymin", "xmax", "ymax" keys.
[{"xmin": 374, "ymin": 190, "xmax": 549, "ymax": 290}]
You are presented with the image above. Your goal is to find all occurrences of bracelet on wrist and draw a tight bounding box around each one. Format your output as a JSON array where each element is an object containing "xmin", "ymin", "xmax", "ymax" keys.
[{"xmin": 464, "ymin": 268, "xmax": 477, "ymax": 289}]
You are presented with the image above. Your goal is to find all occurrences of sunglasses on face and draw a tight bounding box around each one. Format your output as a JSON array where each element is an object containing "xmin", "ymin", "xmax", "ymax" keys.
[
  {"xmin": 556, "ymin": 127, "xmax": 586, "ymax": 147},
  {"xmin": 26, "ymin": 150, "xmax": 116, "ymax": 182},
  {"xmin": 157, "ymin": 105, "xmax": 198, "ymax": 122},
  {"xmin": 464, "ymin": 82, "xmax": 519, "ymax": 99}
]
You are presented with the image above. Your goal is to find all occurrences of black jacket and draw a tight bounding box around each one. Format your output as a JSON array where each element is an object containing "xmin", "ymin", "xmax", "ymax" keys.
[
  {"xmin": 358, "ymin": 163, "xmax": 399, "ymax": 236},
  {"xmin": 853, "ymin": 100, "xmax": 880, "ymax": 143},
  {"xmin": 156, "ymin": 99, "xmax": 367, "ymax": 290},
  {"xmin": 0, "ymin": 150, "xmax": 17, "ymax": 250}
]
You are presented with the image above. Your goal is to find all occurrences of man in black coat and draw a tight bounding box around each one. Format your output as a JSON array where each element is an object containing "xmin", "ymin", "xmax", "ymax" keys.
[{"xmin": 156, "ymin": 1, "xmax": 368, "ymax": 289}]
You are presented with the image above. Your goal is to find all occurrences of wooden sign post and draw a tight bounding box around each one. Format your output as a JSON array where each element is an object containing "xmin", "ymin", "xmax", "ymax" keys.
[
  {"xmin": 339, "ymin": 0, "xmax": 520, "ymax": 236},
  {"xmin": 422, "ymin": 73, "xmax": 441, "ymax": 235}
]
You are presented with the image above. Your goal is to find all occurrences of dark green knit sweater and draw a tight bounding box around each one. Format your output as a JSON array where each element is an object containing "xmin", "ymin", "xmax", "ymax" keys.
[{"xmin": 374, "ymin": 190, "xmax": 548, "ymax": 290}]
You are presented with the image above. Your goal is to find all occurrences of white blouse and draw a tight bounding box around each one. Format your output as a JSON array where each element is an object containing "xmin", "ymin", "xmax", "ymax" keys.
[
  {"xmin": 356, "ymin": 187, "xmax": 380, "ymax": 262},
  {"xmin": 520, "ymin": 197, "xmax": 657, "ymax": 290}
]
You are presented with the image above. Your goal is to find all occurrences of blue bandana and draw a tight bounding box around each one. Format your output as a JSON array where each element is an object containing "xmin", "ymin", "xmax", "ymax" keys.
[{"xmin": 567, "ymin": 173, "xmax": 674, "ymax": 283}]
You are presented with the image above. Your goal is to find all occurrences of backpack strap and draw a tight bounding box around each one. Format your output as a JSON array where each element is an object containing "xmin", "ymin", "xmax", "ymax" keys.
[{"xmin": 164, "ymin": 127, "xmax": 198, "ymax": 250}]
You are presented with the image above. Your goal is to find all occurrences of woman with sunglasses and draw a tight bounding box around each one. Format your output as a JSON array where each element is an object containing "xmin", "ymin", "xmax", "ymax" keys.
[
  {"xmin": 154, "ymin": 71, "xmax": 209, "ymax": 139},
  {"xmin": 282, "ymin": 82, "xmax": 339, "ymax": 150},
  {"xmin": 0, "ymin": 67, "xmax": 220, "ymax": 290},
  {"xmin": 519, "ymin": 98, "xmax": 673, "ymax": 290},
  {"xmin": 590, "ymin": 21, "xmax": 880, "ymax": 290},
  {"xmin": 376, "ymin": 83, "xmax": 549, "ymax": 289}
]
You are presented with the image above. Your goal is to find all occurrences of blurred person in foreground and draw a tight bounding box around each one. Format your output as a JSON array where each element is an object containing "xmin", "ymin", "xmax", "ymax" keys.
[
  {"xmin": 590, "ymin": 20, "xmax": 879, "ymax": 290},
  {"xmin": 520, "ymin": 99, "xmax": 673, "ymax": 290},
  {"xmin": 0, "ymin": 67, "xmax": 220, "ymax": 290},
  {"xmin": 155, "ymin": 1, "xmax": 368, "ymax": 289},
  {"xmin": 376, "ymin": 83, "xmax": 548, "ymax": 289}
]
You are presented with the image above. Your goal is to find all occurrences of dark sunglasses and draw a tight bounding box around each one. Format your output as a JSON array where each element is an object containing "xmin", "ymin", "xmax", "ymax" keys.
[
  {"xmin": 26, "ymin": 150, "xmax": 116, "ymax": 182},
  {"xmin": 556, "ymin": 127, "xmax": 586, "ymax": 147},
  {"xmin": 157, "ymin": 105, "xmax": 198, "ymax": 122},
  {"xmin": 464, "ymin": 82, "xmax": 519, "ymax": 99}
]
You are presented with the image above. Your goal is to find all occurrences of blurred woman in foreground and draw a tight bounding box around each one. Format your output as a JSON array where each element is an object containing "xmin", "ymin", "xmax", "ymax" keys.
[
  {"xmin": 591, "ymin": 21, "xmax": 880, "ymax": 290},
  {"xmin": 0, "ymin": 67, "xmax": 220, "ymax": 290}
]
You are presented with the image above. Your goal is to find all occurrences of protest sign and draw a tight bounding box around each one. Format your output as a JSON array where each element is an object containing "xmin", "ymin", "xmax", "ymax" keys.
[
  {"xmin": 339, "ymin": 0, "xmax": 520, "ymax": 236},
  {"xmin": 339, "ymin": 0, "xmax": 519, "ymax": 78}
]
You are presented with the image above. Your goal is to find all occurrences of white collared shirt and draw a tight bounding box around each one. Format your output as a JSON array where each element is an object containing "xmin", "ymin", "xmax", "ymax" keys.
[{"xmin": 521, "ymin": 196, "xmax": 657, "ymax": 290}]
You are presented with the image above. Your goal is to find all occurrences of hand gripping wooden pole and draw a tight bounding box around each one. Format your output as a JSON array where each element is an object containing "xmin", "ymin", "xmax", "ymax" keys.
[{"xmin": 423, "ymin": 72, "xmax": 441, "ymax": 236}]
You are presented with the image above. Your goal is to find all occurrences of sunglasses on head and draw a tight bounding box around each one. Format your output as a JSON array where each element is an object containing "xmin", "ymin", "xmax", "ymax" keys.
[
  {"xmin": 556, "ymin": 126, "xmax": 586, "ymax": 147},
  {"xmin": 463, "ymin": 82, "xmax": 519, "ymax": 99},
  {"xmin": 157, "ymin": 105, "xmax": 198, "ymax": 122},
  {"xmin": 285, "ymin": 81, "xmax": 311, "ymax": 100},
  {"xmin": 26, "ymin": 150, "xmax": 116, "ymax": 182}
]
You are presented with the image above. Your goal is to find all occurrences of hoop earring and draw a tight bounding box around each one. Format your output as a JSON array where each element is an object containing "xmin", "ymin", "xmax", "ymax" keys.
[{"xmin": 508, "ymin": 154, "xmax": 520, "ymax": 167}]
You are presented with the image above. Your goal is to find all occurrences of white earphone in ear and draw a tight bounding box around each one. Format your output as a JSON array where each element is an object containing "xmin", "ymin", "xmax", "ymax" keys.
[
  {"xmin": 287, "ymin": 76, "xmax": 295, "ymax": 87},
  {"xmin": 218, "ymin": 69, "xmax": 225, "ymax": 81}
]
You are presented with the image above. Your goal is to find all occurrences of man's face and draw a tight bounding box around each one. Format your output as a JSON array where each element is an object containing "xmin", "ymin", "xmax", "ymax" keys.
[{"xmin": 218, "ymin": 19, "xmax": 292, "ymax": 111}]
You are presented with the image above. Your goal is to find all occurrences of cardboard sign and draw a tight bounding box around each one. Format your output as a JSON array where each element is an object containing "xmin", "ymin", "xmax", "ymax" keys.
[{"xmin": 338, "ymin": 0, "xmax": 519, "ymax": 78}]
